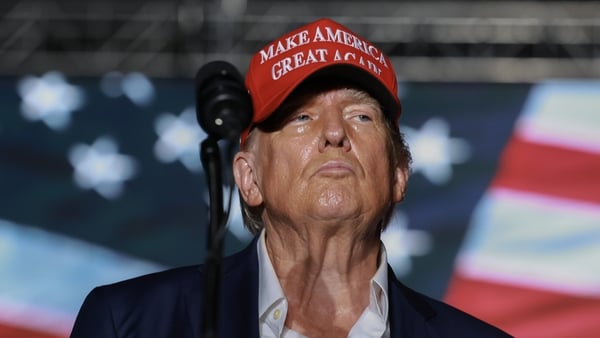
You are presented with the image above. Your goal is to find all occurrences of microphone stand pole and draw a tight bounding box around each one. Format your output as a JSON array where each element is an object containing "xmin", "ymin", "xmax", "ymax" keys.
[{"xmin": 200, "ymin": 136, "xmax": 226, "ymax": 338}]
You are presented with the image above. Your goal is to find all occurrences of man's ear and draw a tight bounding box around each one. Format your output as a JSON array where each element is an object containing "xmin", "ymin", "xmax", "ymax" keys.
[
  {"xmin": 233, "ymin": 152, "xmax": 263, "ymax": 207},
  {"xmin": 392, "ymin": 166, "xmax": 409, "ymax": 203}
]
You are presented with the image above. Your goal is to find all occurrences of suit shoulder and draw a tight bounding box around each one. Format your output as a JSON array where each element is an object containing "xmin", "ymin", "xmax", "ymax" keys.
[
  {"xmin": 424, "ymin": 293, "xmax": 512, "ymax": 337},
  {"xmin": 92, "ymin": 265, "xmax": 201, "ymax": 302},
  {"xmin": 72, "ymin": 265, "xmax": 204, "ymax": 337},
  {"xmin": 392, "ymin": 278, "xmax": 512, "ymax": 337}
]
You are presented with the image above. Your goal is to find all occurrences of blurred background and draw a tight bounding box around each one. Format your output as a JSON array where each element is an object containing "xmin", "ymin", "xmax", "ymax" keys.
[{"xmin": 0, "ymin": 0, "xmax": 599, "ymax": 337}]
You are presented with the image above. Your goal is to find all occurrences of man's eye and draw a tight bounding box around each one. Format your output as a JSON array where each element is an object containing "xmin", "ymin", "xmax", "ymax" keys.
[
  {"xmin": 293, "ymin": 114, "xmax": 311, "ymax": 122},
  {"xmin": 356, "ymin": 114, "xmax": 372, "ymax": 122}
]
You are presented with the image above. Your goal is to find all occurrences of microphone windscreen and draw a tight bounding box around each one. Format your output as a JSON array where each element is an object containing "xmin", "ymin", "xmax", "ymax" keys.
[{"xmin": 195, "ymin": 61, "xmax": 252, "ymax": 140}]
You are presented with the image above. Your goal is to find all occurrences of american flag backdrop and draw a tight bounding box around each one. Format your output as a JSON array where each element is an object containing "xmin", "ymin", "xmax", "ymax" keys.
[{"xmin": 0, "ymin": 72, "xmax": 598, "ymax": 338}]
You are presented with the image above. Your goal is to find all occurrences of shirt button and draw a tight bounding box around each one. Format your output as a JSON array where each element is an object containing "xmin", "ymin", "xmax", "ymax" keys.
[{"xmin": 273, "ymin": 309, "xmax": 282, "ymax": 320}]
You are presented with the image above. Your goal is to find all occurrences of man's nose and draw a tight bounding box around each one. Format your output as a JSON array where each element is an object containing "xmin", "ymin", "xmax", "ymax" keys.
[{"xmin": 318, "ymin": 111, "xmax": 351, "ymax": 152}]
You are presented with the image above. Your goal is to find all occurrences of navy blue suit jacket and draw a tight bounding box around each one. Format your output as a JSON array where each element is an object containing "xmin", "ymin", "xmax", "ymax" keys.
[{"xmin": 71, "ymin": 238, "xmax": 512, "ymax": 337}]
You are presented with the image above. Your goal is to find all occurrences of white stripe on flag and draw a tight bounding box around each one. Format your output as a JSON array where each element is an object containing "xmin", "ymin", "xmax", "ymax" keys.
[
  {"xmin": 0, "ymin": 219, "xmax": 165, "ymax": 335},
  {"xmin": 456, "ymin": 187, "xmax": 600, "ymax": 297},
  {"xmin": 0, "ymin": 298, "xmax": 74, "ymax": 336},
  {"xmin": 516, "ymin": 80, "xmax": 600, "ymax": 154}
]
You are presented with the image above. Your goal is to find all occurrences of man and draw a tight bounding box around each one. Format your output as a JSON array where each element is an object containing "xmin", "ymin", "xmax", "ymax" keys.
[{"xmin": 71, "ymin": 18, "xmax": 512, "ymax": 337}]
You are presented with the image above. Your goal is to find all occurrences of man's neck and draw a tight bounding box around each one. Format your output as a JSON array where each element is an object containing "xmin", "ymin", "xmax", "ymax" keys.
[{"xmin": 264, "ymin": 225, "xmax": 381, "ymax": 337}]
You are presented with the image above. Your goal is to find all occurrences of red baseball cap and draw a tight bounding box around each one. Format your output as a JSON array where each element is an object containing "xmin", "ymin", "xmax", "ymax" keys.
[{"xmin": 242, "ymin": 18, "xmax": 401, "ymax": 144}]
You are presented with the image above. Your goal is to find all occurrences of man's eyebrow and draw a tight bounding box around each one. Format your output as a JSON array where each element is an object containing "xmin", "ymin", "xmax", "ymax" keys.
[{"xmin": 344, "ymin": 89, "xmax": 382, "ymax": 110}]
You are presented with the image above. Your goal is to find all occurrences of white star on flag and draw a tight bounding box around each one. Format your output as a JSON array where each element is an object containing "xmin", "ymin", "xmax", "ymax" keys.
[
  {"xmin": 68, "ymin": 137, "xmax": 138, "ymax": 199},
  {"xmin": 99, "ymin": 71, "xmax": 155, "ymax": 106},
  {"xmin": 402, "ymin": 117, "xmax": 471, "ymax": 185},
  {"xmin": 17, "ymin": 72, "xmax": 85, "ymax": 130},
  {"xmin": 154, "ymin": 108, "xmax": 207, "ymax": 172}
]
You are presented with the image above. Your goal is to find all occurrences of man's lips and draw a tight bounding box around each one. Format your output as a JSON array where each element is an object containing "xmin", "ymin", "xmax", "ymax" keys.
[{"xmin": 316, "ymin": 160, "xmax": 355, "ymax": 176}]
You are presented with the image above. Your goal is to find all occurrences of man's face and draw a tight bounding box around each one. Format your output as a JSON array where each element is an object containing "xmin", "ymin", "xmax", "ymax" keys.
[{"xmin": 234, "ymin": 85, "xmax": 406, "ymax": 233}]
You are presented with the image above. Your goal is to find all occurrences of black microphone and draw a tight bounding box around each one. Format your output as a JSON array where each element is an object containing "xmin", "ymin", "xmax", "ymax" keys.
[
  {"xmin": 195, "ymin": 60, "xmax": 253, "ymax": 140},
  {"xmin": 195, "ymin": 60, "xmax": 252, "ymax": 338}
]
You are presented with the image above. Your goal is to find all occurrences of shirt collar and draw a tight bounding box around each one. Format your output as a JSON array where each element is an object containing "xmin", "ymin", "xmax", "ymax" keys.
[
  {"xmin": 257, "ymin": 230, "xmax": 289, "ymax": 337},
  {"xmin": 370, "ymin": 244, "xmax": 390, "ymax": 320},
  {"xmin": 258, "ymin": 229, "xmax": 287, "ymax": 318}
]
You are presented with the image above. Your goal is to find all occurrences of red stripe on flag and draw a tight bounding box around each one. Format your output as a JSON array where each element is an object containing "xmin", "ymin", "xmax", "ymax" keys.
[
  {"xmin": 491, "ymin": 136, "xmax": 600, "ymax": 204},
  {"xmin": 445, "ymin": 275, "xmax": 600, "ymax": 338},
  {"xmin": 0, "ymin": 324, "xmax": 65, "ymax": 338}
]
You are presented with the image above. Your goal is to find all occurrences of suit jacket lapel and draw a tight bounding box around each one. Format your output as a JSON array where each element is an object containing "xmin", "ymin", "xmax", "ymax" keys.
[
  {"xmin": 387, "ymin": 265, "xmax": 436, "ymax": 338},
  {"xmin": 182, "ymin": 268, "xmax": 202, "ymax": 338},
  {"xmin": 183, "ymin": 237, "xmax": 261, "ymax": 338},
  {"xmin": 218, "ymin": 238, "xmax": 260, "ymax": 337},
  {"xmin": 183, "ymin": 239, "xmax": 259, "ymax": 338}
]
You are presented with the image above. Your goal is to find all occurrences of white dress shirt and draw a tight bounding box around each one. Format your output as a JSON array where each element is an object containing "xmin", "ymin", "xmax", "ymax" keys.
[{"xmin": 257, "ymin": 230, "xmax": 391, "ymax": 338}]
